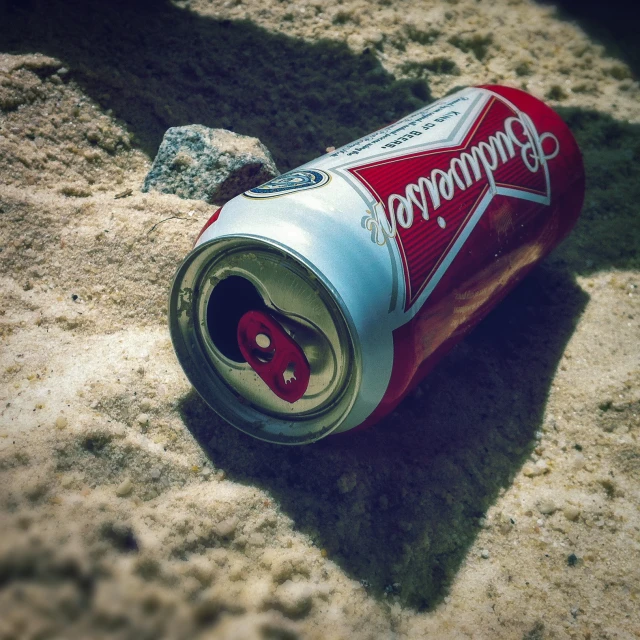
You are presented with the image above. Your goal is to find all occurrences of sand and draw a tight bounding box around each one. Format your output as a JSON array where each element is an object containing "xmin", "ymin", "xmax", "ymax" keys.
[{"xmin": 1, "ymin": 0, "xmax": 639, "ymax": 638}]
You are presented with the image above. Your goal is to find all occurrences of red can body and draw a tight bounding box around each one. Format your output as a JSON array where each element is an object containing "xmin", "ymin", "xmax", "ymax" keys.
[
  {"xmin": 170, "ymin": 85, "xmax": 585, "ymax": 443},
  {"xmin": 356, "ymin": 85, "xmax": 585, "ymax": 428}
]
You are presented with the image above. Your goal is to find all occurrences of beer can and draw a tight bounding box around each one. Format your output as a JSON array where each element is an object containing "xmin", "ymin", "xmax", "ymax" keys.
[{"xmin": 169, "ymin": 85, "xmax": 585, "ymax": 444}]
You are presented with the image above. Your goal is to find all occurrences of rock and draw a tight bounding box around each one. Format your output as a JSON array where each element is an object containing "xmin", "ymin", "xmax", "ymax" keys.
[
  {"xmin": 538, "ymin": 500, "xmax": 557, "ymax": 515},
  {"xmin": 480, "ymin": 549, "xmax": 490, "ymax": 559},
  {"xmin": 139, "ymin": 397, "xmax": 153, "ymax": 412},
  {"xmin": 142, "ymin": 126, "xmax": 279, "ymax": 204},
  {"xmin": 136, "ymin": 413, "xmax": 150, "ymax": 426},
  {"xmin": 563, "ymin": 505, "xmax": 581, "ymax": 521},
  {"xmin": 115, "ymin": 477, "xmax": 134, "ymax": 497}
]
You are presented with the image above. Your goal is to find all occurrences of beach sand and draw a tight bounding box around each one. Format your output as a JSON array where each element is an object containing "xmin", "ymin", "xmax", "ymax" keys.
[{"xmin": 1, "ymin": 0, "xmax": 639, "ymax": 637}]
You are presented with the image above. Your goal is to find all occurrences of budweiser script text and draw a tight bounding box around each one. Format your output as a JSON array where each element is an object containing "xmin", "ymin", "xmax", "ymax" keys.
[{"xmin": 362, "ymin": 110, "xmax": 561, "ymax": 246}]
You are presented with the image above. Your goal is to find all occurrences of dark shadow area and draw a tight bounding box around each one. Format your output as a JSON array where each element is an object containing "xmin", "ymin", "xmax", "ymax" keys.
[
  {"xmin": 0, "ymin": 0, "xmax": 429, "ymax": 171},
  {"xmin": 550, "ymin": 109, "xmax": 640, "ymax": 275},
  {"xmin": 181, "ymin": 265, "xmax": 588, "ymax": 609},
  {"xmin": 539, "ymin": 0, "xmax": 639, "ymax": 77}
]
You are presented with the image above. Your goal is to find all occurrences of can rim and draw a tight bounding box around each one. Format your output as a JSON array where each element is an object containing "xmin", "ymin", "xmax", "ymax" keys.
[{"xmin": 168, "ymin": 233, "xmax": 362, "ymax": 445}]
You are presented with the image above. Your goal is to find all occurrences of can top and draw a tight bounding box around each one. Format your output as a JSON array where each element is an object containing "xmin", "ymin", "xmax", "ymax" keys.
[{"xmin": 169, "ymin": 236, "xmax": 360, "ymax": 444}]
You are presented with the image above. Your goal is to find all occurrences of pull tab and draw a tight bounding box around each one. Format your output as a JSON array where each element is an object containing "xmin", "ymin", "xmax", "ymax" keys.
[{"xmin": 237, "ymin": 310, "xmax": 310, "ymax": 404}]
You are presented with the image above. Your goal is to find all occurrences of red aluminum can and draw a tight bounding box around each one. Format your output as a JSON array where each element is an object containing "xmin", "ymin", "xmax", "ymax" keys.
[{"xmin": 169, "ymin": 85, "xmax": 585, "ymax": 444}]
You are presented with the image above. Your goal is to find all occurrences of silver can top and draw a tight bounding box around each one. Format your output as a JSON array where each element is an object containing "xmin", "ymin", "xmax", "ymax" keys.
[{"xmin": 169, "ymin": 236, "xmax": 359, "ymax": 444}]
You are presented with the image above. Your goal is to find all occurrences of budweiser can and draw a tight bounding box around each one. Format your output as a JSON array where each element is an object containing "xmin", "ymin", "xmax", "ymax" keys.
[{"xmin": 169, "ymin": 85, "xmax": 584, "ymax": 444}]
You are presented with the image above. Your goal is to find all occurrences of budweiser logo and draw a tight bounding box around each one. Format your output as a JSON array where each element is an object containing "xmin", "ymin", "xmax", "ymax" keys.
[{"xmin": 348, "ymin": 96, "xmax": 560, "ymax": 310}]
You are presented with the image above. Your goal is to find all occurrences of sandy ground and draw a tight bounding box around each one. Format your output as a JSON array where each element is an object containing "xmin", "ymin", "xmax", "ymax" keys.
[{"xmin": 1, "ymin": 0, "xmax": 639, "ymax": 638}]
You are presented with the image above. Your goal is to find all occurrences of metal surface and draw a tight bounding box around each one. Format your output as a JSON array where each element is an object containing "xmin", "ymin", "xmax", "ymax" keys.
[
  {"xmin": 169, "ymin": 236, "xmax": 359, "ymax": 444},
  {"xmin": 170, "ymin": 85, "xmax": 585, "ymax": 443}
]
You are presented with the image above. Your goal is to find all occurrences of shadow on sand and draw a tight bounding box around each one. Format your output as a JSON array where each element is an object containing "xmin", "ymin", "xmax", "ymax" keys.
[
  {"xmin": 0, "ymin": 0, "xmax": 429, "ymax": 171},
  {"xmin": 180, "ymin": 266, "xmax": 588, "ymax": 609},
  {"xmin": 537, "ymin": 0, "xmax": 640, "ymax": 78}
]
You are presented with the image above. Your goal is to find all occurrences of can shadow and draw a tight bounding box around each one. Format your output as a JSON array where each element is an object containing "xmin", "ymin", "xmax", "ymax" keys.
[
  {"xmin": 0, "ymin": 0, "xmax": 429, "ymax": 172},
  {"xmin": 179, "ymin": 265, "xmax": 589, "ymax": 610}
]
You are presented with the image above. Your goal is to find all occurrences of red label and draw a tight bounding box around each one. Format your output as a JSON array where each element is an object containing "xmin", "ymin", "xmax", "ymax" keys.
[
  {"xmin": 194, "ymin": 207, "xmax": 222, "ymax": 246},
  {"xmin": 348, "ymin": 96, "xmax": 560, "ymax": 310}
]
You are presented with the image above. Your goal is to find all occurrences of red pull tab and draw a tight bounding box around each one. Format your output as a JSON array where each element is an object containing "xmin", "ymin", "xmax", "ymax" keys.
[{"xmin": 237, "ymin": 310, "xmax": 310, "ymax": 404}]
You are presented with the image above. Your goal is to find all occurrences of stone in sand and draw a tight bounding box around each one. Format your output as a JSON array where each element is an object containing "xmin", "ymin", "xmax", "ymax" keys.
[{"xmin": 142, "ymin": 126, "xmax": 279, "ymax": 204}]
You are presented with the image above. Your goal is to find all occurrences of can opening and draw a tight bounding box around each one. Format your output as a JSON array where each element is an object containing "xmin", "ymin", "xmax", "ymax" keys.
[
  {"xmin": 206, "ymin": 276, "xmax": 264, "ymax": 362},
  {"xmin": 170, "ymin": 238, "xmax": 360, "ymax": 443}
]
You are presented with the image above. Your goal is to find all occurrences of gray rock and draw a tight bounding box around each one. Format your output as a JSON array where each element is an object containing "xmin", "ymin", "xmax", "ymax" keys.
[{"xmin": 142, "ymin": 126, "xmax": 279, "ymax": 204}]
